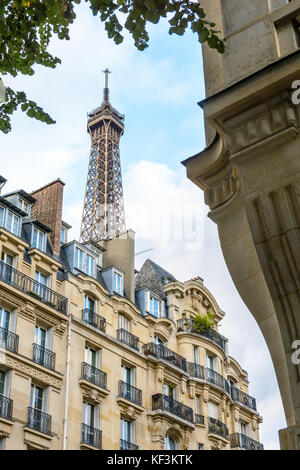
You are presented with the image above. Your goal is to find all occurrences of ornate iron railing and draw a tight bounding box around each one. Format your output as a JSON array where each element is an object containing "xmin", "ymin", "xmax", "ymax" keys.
[
  {"xmin": 117, "ymin": 328, "xmax": 139, "ymax": 351},
  {"xmin": 119, "ymin": 380, "xmax": 142, "ymax": 406},
  {"xmin": 81, "ymin": 362, "xmax": 107, "ymax": 389},
  {"xmin": 0, "ymin": 394, "xmax": 13, "ymax": 420},
  {"xmin": 177, "ymin": 318, "xmax": 227, "ymax": 352},
  {"xmin": 152, "ymin": 394, "xmax": 194, "ymax": 423},
  {"xmin": 143, "ymin": 343, "xmax": 187, "ymax": 372},
  {"xmin": 0, "ymin": 326, "xmax": 19, "ymax": 353},
  {"xmin": 81, "ymin": 423, "xmax": 102, "ymax": 449},
  {"xmin": 208, "ymin": 417, "xmax": 229, "ymax": 439},
  {"xmin": 33, "ymin": 343, "xmax": 56, "ymax": 371},
  {"xmin": 187, "ymin": 362, "xmax": 205, "ymax": 380},
  {"xmin": 206, "ymin": 368, "xmax": 225, "ymax": 389},
  {"xmin": 230, "ymin": 432, "xmax": 263, "ymax": 450},
  {"xmin": 120, "ymin": 439, "xmax": 139, "ymax": 450},
  {"xmin": 232, "ymin": 387, "xmax": 257, "ymax": 411},
  {"xmin": 0, "ymin": 261, "xmax": 67, "ymax": 314},
  {"xmin": 81, "ymin": 309, "xmax": 106, "ymax": 332},
  {"xmin": 195, "ymin": 414, "xmax": 205, "ymax": 425},
  {"xmin": 27, "ymin": 407, "xmax": 51, "ymax": 435}
]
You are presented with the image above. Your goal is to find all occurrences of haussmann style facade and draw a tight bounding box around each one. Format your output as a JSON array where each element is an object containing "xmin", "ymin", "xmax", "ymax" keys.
[{"xmin": 0, "ymin": 176, "xmax": 263, "ymax": 450}]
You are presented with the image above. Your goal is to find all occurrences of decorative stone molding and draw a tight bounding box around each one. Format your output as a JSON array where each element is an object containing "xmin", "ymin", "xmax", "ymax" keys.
[{"xmin": 79, "ymin": 379, "xmax": 109, "ymax": 402}]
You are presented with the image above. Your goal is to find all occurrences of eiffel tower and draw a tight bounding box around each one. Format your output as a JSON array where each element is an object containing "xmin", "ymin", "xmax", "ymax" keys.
[{"xmin": 80, "ymin": 69, "xmax": 126, "ymax": 242}]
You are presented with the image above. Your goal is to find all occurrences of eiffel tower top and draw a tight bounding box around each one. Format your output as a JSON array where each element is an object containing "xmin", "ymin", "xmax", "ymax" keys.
[{"xmin": 88, "ymin": 68, "xmax": 124, "ymax": 126}]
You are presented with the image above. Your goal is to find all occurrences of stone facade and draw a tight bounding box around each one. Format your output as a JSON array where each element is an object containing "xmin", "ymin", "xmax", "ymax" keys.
[
  {"xmin": 0, "ymin": 178, "xmax": 263, "ymax": 450},
  {"xmin": 182, "ymin": 0, "xmax": 300, "ymax": 450}
]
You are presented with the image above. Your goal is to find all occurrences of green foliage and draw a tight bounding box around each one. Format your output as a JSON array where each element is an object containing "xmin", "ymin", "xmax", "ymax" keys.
[
  {"xmin": 0, "ymin": 1, "xmax": 225, "ymax": 133},
  {"xmin": 192, "ymin": 310, "xmax": 217, "ymax": 334}
]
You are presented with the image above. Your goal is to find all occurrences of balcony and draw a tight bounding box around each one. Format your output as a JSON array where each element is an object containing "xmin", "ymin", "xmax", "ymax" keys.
[
  {"xmin": 152, "ymin": 394, "xmax": 194, "ymax": 424},
  {"xmin": 32, "ymin": 343, "xmax": 56, "ymax": 371},
  {"xmin": 177, "ymin": 318, "xmax": 227, "ymax": 353},
  {"xmin": 208, "ymin": 417, "xmax": 229, "ymax": 440},
  {"xmin": 143, "ymin": 343, "xmax": 187, "ymax": 372},
  {"xmin": 0, "ymin": 326, "xmax": 19, "ymax": 353},
  {"xmin": 0, "ymin": 261, "xmax": 67, "ymax": 314},
  {"xmin": 206, "ymin": 368, "xmax": 225, "ymax": 389},
  {"xmin": 81, "ymin": 423, "xmax": 102, "ymax": 449},
  {"xmin": 187, "ymin": 362, "xmax": 205, "ymax": 380},
  {"xmin": 118, "ymin": 380, "xmax": 142, "ymax": 407},
  {"xmin": 117, "ymin": 328, "xmax": 139, "ymax": 351},
  {"xmin": 0, "ymin": 394, "xmax": 13, "ymax": 420},
  {"xmin": 81, "ymin": 362, "xmax": 107, "ymax": 389},
  {"xmin": 27, "ymin": 407, "xmax": 51, "ymax": 435},
  {"xmin": 120, "ymin": 439, "xmax": 139, "ymax": 450},
  {"xmin": 230, "ymin": 433, "xmax": 263, "ymax": 450},
  {"xmin": 231, "ymin": 387, "xmax": 257, "ymax": 411},
  {"xmin": 194, "ymin": 414, "xmax": 205, "ymax": 426},
  {"xmin": 81, "ymin": 309, "xmax": 106, "ymax": 332}
]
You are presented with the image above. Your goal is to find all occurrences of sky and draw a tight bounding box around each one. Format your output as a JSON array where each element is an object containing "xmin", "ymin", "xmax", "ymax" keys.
[{"xmin": 0, "ymin": 3, "xmax": 286, "ymax": 449}]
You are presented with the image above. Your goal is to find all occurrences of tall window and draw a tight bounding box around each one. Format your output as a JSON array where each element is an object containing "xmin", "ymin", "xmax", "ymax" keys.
[
  {"xmin": 32, "ymin": 227, "xmax": 45, "ymax": 251},
  {"xmin": 85, "ymin": 346, "xmax": 97, "ymax": 368},
  {"xmin": 149, "ymin": 295, "xmax": 160, "ymax": 317},
  {"xmin": 208, "ymin": 401, "xmax": 219, "ymax": 419},
  {"xmin": 193, "ymin": 346, "xmax": 200, "ymax": 364},
  {"xmin": 239, "ymin": 421, "xmax": 250, "ymax": 437},
  {"xmin": 60, "ymin": 227, "xmax": 66, "ymax": 244},
  {"xmin": 163, "ymin": 381, "xmax": 176, "ymax": 399},
  {"xmin": 154, "ymin": 335, "xmax": 164, "ymax": 346},
  {"xmin": 82, "ymin": 401, "xmax": 95, "ymax": 428},
  {"xmin": 86, "ymin": 254, "xmax": 95, "ymax": 277},
  {"xmin": 121, "ymin": 364, "xmax": 133, "ymax": 385},
  {"xmin": 120, "ymin": 418, "xmax": 134, "ymax": 444},
  {"xmin": 113, "ymin": 271, "xmax": 123, "ymax": 295},
  {"xmin": 0, "ymin": 206, "xmax": 4, "ymax": 226},
  {"xmin": 118, "ymin": 314, "xmax": 129, "ymax": 332},
  {"xmin": 206, "ymin": 354, "xmax": 215, "ymax": 371},
  {"xmin": 19, "ymin": 199, "xmax": 29, "ymax": 215},
  {"xmin": 34, "ymin": 271, "xmax": 49, "ymax": 298},
  {"xmin": 84, "ymin": 294, "xmax": 96, "ymax": 312},
  {"xmin": 195, "ymin": 395, "xmax": 201, "ymax": 415},
  {"xmin": 0, "ymin": 370, "xmax": 5, "ymax": 395},
  {"xmin": 30, "ymin": 384, "xmax": 44, "ymax": 411},
  {"xmin": 5, "ymin": 211, "xmax": 20, "ymax": 236},
  {"xmin": 0, "ymin": 438, "xmax": 5, "ymax": 450},
  {"xmin": 75, "ymin": 247, "xmax": 84, "ymax": 271},
  {"xmin": 0, "ymin": 308, "xmax": 10, "ymax": 330},
  {"xmin": 165, "ymin": 434, "xmax": 176, "ymax": 450}
]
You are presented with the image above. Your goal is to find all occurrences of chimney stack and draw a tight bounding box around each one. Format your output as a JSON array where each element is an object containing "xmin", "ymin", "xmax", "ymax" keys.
[{"xmin": 31, "ymin": 179, "xmax": 65, "ymax": 256}]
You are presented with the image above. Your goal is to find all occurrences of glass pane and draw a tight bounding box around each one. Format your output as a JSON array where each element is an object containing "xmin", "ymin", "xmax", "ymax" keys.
[
  {"xmin": 13, "ymin": 215, "xmax": 19, "ymax": 235},
  {"xmin": 33, "ymin": 228, "xmax": 38, "ymax": 248},
  {"xmin": 0, "ymin": 371, "xmax": 5, "ymax": 395},
  {"xmin": 38, "ymin": 232, "xmax": 44, "ymax": 251},
  {"xmin": 0, "ymin": 206, "xmax": 4, "ymax": 226},
  {"xmin": 5, "ymin": 212, "xmax": 12, "ymax": 232},
  {"xmin": 0, "ymin": 309, "xmax": 10, "ymax": 330}
]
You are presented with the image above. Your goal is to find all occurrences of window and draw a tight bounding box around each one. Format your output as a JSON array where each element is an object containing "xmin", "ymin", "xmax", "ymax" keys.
[
  {"xmin": 120, "ymin": 418, "xmax": 134, "ymax": 444},
  {"xmin": 206, "ymin": 354, "xmax": 215, "ymax": 371},
  {"xmin": 75, "ymin": 247, "xmax": 84, "ymax": 271},
  {"xmin": 239, "ymin": 421, "xmax": 250, "ymax": 437},
  {"xmin": 154, "ymin": 335, "xmax": 164, "ymax": 346},
  {"xmin": 149, "ymin": 295, "xmax": 160, "ymax": 317},
  {"xmin": 1, "ymin": 251, "xmax": 15, "ymax": 267},
  {"xmin": 84, "ymin": 294, "xmax": 96, "ymax": 313},
  {"xmin": 60, "ymin": 227, "xmax": 66, "ymax": 244},
  {"xmin": 165, "ymin": 434, "xmax": 176, "ymax": 450},
  {"xmin": 0, "ymin": 437, "xmax": 5, "ymax": 450},
  {"xmin": 0, "ymin": 206, "xmax": 4, "ymax": 226},
  {"xmin": 208, "ymin": 401, "xmax": 219, "ymax": 419},
  {"xmin": 195, "ymin": 395, "xmax": 201, "ymax": 415},
  {"xmin": 121, "ymin": 364, "xmax": 133, "ymax": 385},
  {"xmin": 193, "ymin": 346, "xmax": 200, "ymax": 364},
  {"xmin": 82, "ymin": 401, "xmax": 96, "ymax": 428},
  {"xmin": 5, "ymin": 211, "xmax": 20, "ymax": 236},
  {"xmin": 0, "ymin": 370, "xmax": 5, "ymax": 395},
  {"xmin": 0, "ymin": 308, "xmax": 10, "ymax": 330},
  {"xmin": 85, "ymin": 346, "xmax": 97, "ymax": 368},
  {"xmin": 113, "ymin": 271, "xmax": 123, "ymax": 295},
  {"xmin": 32, "ymin": 227, "xmax": 45, "ymax": 251},
  {"xmin": 30, "ymin": 384, "xmax": 44, "ymax": 411},
  {"xmin": 34, "ymin": 271, "xmax": 49, "ymax": 298},
  {"xmin": 163, "ymin": 381, "xmax": 176, "ymax": 399},
  {"xmin": 86, "ymin": 254, "xmax": 95, "ymax": 277},
  {"xmin": 118, "ymin": 314, "xmax": 129, "ymax": 332},
  {"xmin": 19, "ymin": 199, "xmax": 29, "ymax": 215},
  {"xmin": 198, "ymin": 443, "xmax": 204, "ymax": 450}
]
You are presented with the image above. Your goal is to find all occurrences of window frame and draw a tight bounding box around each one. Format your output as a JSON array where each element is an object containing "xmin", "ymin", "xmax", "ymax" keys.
[
  {"xmin": 113, "ymin": 269, "xmax": 123, "ymax": 295},
  {"xmin": 5, "ymin": 210, "xmax": 20, "ymax": 236},
  {"xmin": 32, "ymin": 226, "xmax": 46, "ymax": 252}
]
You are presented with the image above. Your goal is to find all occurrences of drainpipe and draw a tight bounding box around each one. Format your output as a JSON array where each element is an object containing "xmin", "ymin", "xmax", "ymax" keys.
[{"xmin": 63, "ymin": 307, "xmax": 71, "ymax": 450}]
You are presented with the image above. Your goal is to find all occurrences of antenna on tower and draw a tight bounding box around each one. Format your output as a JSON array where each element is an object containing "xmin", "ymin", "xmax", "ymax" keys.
[{"xmin": 102, "ymin": 68, "xmax": 111, "ymax": 103}]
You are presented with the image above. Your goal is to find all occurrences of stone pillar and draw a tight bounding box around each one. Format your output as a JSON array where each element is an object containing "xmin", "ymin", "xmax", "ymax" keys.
[{"xmin": 183, "ymin": 0, "xmax": 300, "ymax": 449}]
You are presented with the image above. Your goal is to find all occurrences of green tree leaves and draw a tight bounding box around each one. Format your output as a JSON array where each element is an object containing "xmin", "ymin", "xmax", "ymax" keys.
[{"xmin": 0, "ymin": 1, "xmax": 225, "ymax": 133}]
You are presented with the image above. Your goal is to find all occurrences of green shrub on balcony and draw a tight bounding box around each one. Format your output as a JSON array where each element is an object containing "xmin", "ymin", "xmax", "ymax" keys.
[{"xmin": 192, "ymin": 311, "xmax": 217, "ymax": 334}]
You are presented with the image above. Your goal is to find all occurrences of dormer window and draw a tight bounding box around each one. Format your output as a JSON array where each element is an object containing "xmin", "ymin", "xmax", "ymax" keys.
[
  {"xmin": 74, "ymin": 246, "xmax": 96, "ymax": 277},
  {"xmin": 0, "ymin": 206, "xmax": 4, "ymax": 226},
  {"xmin": 149, "ymin": 295, "xmax": 160, "ymax": 318},
  {"xmin": 75, "ymin": 247, "xmax": 84, "ymax": 271},
  {"xmin": 19, "ymin": 198, "xmax": 29, "ymax": 216},
  {"xmin": 60, "ymin": 227, "xmax": 67, "ymax": 244},
  {"xmin": 86, "ymin": 254, "xmax": 95, "ymax": 277},
  {"xmin": 32, "ymin": 227, "xmax": 45, "ymax": 251},
  {"xmin": 113, "ymin": 270, "xmax": 123, "ymax": 295},
  {"xmin": 5, "ymin": 211, "xmax": 20, "ymax": 236}
]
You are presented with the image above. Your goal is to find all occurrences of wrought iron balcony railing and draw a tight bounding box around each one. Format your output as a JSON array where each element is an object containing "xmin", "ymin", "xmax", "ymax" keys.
[
  {"xmin": 120, "ymin": 439, "xmax": 139, "ymax": 450},
  {"xmin": 152, "ymin": 394, "xmax": 194, "ymax": 424},
  {"xmin": 0, "ymin": 326, "xmax": 19, "ymax": 353},
  {"xmin": 117, "ymin": 328, "xmax": 139, "ymax": 351},
  {"xmin": 0, "ymin": 394, "xmax": 13, "ymax": 420},
  {"xmin": 177, "ymin": 318, "xmax": 227, "ymax": 352},
  {"xmin": 81, "ymin": 423, "xmax": 102, "ymax": 449},
  {"xmin": 230, "ymin": 432, "xmax": 263, "ymax": 450},
  {"xmin": 27, "ymin": 407, "xmax": 51, "ymax": 435},
  {"xmin": 143, "ymin": 343, "xmax": 187, "ymax": 372},
  {"xmin": 118, "ymin": 380, "xmax": 142, "ymax": 406},
  {"xmin": 32, "ymin": 343, "xmax": 56, "ymax": 371},
  {"xmin": 194, "ymin": 414, "xmax": 205, "ymax": 425},
  {"xmin": 0, "ymin": 261, "xmax": 68, "ymax": 314},
  {"xmin": 206, "ymin": 368, "xmax": 225, "ymax": 389},
  {"xmin": 81, "ymin": 362, "xmax": 107, "ymax": 389},
  {"xmin": 187, "ymin": 362, "xmax": 205, "ymax": 380},
  {"xmin": 231, "ymin": 387, "xmax": 257, "ymax": 411},
  {"xmin": 208, "ymin": 417, "xmax": 229, "ymax": 440},
  {"xmin": 81, "ymin": 309, "xmax": 106, "ymax": 332}
]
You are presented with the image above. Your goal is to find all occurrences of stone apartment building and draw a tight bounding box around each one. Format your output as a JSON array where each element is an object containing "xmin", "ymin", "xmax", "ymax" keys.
[{"xmin": 0, "ymin": 176, "xmax": 263, "ymax": 450}]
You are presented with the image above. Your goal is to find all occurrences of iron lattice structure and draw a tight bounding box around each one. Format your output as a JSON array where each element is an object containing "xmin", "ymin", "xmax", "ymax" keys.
[{"xmin": 80, "ymin": 70, "xmax": 126, "ymax": 242}]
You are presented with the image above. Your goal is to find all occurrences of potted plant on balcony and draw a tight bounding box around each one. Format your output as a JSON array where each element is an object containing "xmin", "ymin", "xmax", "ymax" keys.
[
  {"xmin": 192, "ymin": 311, "xmax": 217, "ymax": 335},
  {"xmin": 29, "ymin": 290, "xmax": 42, "ymax": 299}
]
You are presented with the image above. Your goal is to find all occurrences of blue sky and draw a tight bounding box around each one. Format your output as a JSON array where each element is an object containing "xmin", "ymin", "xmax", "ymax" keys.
[{"xmin": 0, "ymin": 3, "xmax": 286, "ymax": 449}]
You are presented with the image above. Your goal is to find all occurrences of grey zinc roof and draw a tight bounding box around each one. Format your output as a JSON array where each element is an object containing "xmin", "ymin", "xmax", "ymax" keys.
[{"xmin": 147, "ymin": 259, "xmax": 177, "ymax": 284}]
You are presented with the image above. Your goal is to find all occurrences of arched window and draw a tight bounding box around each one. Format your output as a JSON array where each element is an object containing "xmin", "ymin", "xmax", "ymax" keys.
[{"xmin": 165, "ymin": 433, "xmax": 177, "ymax": 450}]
